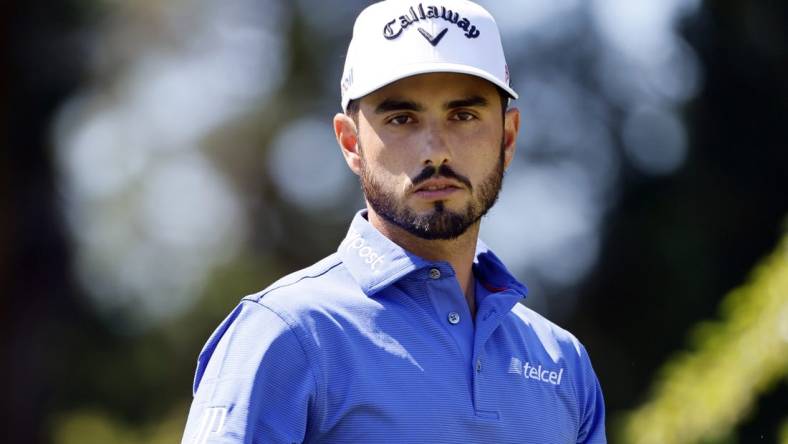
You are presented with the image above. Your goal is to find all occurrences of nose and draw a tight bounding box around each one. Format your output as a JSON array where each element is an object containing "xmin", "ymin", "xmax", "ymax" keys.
[{"xmin": 420, "ymin": 120, "xmax": 451, "ymax": 167}]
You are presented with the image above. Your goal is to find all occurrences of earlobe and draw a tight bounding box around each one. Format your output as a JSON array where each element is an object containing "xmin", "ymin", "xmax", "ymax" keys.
[
  {"xmin": 502, "ymin": 107, "xmax": 521, "ymax": 170},
  {"xmin": 333, "ymin": 113, "xmax": 362, "ymax": 175}
]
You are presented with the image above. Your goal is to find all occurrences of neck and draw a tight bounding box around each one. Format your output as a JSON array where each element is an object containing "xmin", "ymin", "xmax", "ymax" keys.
[{"xmin": 367, "ymin": 208, "xmax": 479, "ymax": 316}]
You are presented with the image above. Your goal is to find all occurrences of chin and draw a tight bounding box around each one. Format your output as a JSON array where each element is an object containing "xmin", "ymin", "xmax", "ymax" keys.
[{"xmin": 414, "ymin": 197, "xmax": 464, "ymax": 212}]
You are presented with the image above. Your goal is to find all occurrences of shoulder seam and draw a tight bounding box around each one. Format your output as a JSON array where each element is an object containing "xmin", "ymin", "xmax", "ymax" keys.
[{"xmin": 248, "ymin": 258, "xmax": 344, "ymax": 302}]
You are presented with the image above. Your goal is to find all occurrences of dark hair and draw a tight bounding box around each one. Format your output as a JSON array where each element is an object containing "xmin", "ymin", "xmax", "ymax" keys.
[{"xmin": 345, "ymin": 86, "xmax": 511, "ymax": 122}]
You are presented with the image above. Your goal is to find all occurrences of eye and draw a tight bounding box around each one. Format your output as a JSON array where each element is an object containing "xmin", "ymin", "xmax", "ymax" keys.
[
  {"xmin": 452, "ymin": 111, "xmax": 477, "ymax": 121},
  {"xmin": 387, "ymin": 114, "xmax": 415, "ymax": 125}
]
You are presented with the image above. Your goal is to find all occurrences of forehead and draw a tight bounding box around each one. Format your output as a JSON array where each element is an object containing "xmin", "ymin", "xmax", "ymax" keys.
[{"xmin": 360, "ymin": 72, "xmax": 500, "ymax": 107}]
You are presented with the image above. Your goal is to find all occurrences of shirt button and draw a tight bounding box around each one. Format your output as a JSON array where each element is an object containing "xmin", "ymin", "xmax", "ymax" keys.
[
  {"xmin": 447, "ymin": 312, "xmax": 460, "ymax": 325},
  {"xmin": 429, "ymin": 268, "xmax": 441, "ymax": 279}
]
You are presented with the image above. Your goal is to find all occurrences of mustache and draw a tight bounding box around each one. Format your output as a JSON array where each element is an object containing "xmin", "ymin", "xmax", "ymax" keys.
[{"xmin": 411, "ymin": 164, "xmax": 472, "ymax": 190}]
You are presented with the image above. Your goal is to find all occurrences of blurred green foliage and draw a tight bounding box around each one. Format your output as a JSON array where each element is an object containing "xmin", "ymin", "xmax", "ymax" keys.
[
  {"xmin": 48, "ymin": 254, "xmax": 285, "ymax": 444},
  {"xmin": 51, "ymin": 405, "xmax": 185, "ymax": 444},
  {"xmin": 618, "ymin": 224, "xmax": 788, "ymax": 443},
  {"xmin": 781, "ymin": 419, "xmax": 788, "ymax": 444}
]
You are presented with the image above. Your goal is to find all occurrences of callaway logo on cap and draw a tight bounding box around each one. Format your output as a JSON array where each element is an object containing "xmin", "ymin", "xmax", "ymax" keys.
[{"xmin": 340, "ymin": 0, "xmax": 518, "ymax": 111}]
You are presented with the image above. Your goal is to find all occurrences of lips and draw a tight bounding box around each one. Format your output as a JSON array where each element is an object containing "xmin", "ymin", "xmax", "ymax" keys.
[{"xmin": 413, "ymin": 178, "xmax": 465, "ymax": 199}]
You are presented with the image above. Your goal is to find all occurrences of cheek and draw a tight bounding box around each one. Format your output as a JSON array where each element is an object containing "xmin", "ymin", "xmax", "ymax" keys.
[
  {"xmin": 449, "ymin": 128, "xmax": 501, "ymax": 172},
  {"xmin": 360, "ymin": 147, "xmax": 410, "ymax": 191},
  {"xmin": 361, "ymin": 136, "xmax": 417, "ymax": 177}
]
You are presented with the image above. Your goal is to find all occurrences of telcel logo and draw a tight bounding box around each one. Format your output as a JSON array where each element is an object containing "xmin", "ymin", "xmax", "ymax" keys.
[
  {"xmin": 345, "ymin": 228, "xmax": 386, "ymax": 271},
  {"xmin": 508, "ymin": 357, "xmax": 564, "ymax": 386}
]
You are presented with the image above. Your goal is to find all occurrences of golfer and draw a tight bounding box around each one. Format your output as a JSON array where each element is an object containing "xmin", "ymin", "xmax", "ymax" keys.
[{"xmin": 181, "ymin": 1, "xmax": 606, "ymax": 442}]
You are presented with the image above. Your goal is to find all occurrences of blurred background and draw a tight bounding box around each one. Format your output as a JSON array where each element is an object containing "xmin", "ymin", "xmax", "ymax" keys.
[{"xmin": 2, "ymin": 0, "xmax": 787, "ymax": 442}]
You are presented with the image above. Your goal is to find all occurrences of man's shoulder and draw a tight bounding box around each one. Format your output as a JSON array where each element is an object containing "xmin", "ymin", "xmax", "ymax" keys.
[
  {"xmin": 508, "ymin": 302, "xmax": 586, "ymax": 359},
  {"xmin": 242, "ymin": 252, "xmax": 363, "ymax": 318}
]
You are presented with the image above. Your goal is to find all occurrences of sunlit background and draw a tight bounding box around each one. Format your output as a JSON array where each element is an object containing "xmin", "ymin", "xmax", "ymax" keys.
[
  {"xmin": 55, "ymin": 0, "xmax": 701, "ymax": 331},
  {"xmin": 3, "ymin": 0, "xmax": 787, "ymax": 443}
]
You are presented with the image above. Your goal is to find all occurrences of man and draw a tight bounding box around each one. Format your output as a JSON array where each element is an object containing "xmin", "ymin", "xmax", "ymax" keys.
[{"xmin": 181, "ymin": 1, "xmax": 606, "ymax": 442}]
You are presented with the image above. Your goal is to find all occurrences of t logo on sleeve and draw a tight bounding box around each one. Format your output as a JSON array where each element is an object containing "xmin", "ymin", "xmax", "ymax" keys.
[{"xmin": 191, "ymin": 406, "xmax": 227, "ymax": 444}]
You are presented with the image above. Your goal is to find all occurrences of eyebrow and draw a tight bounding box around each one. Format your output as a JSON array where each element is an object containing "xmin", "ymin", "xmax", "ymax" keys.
[
  {"xmin": 375, "ymin": 99, "xmax": 424, "ymax": 114},
  {"xmin": 373, "ymin": 95, "xmax": 490, "ymax": 114},
  {"xmin": 446, "ymin": 96, "xmax": 488, "ymax": 109}
]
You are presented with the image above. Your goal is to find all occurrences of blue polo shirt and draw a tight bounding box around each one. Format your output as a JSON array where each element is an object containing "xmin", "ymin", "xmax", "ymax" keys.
[{"xmin": 182, "ymin": 211, "xmax": 606, "ymax": 443}]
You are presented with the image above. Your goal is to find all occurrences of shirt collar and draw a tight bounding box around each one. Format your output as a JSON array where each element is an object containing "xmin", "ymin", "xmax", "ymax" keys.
[
  {"xmin": 472, "ymin": 240, "xmax": 529, "ymax": 298},
  {"xmin": 338, "ymin": 210, "xmax": 528, "ymax": 299}
]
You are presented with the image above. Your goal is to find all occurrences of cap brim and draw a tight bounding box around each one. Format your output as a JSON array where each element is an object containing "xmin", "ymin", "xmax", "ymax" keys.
[{"xmin": 343, "ymin": 62, "xmax": 518, "ymax": 111}]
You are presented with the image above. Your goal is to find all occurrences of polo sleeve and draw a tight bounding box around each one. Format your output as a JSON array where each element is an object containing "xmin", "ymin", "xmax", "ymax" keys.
[
  {"xmin": 576, "ymin": 344, "xmax": 607, "ymax": 444},
  {"xmin": 181, "ymin": 300, "xmax": 319, "ymax": 444}
]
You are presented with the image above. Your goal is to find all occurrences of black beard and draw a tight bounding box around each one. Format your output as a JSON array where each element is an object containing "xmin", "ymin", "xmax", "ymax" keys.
[{"xmin": 359, "ymin": 143, "xmax": 505, "ymax": 240}]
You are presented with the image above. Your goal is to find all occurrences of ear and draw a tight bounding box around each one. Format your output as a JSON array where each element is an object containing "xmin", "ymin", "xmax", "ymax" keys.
[
  {"xmin": 502, "ymin": 107, "xmax": 520, "ymax": 170},
  {"xmin": 333, "ymin": 113, "xmax": 362, "ymax": 176}
]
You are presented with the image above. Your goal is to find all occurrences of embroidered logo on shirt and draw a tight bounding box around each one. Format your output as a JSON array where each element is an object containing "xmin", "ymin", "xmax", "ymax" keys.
[
  {"xmin": 191, "ymin": 406, "xmax": 227, "ymax": 443},
  {"xmin": 508, "ymin": 357, "xmax": 564, "ymax": 386},
  {"xmin": 345, "ymin": 228, "xmax": 386, "ymax": 271}
]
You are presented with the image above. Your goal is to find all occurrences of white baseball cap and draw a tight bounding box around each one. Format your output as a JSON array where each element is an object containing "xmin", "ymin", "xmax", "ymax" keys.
[{"xmin": 340, "ymin": 0, "xmax": 518, "ymax": 111}]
